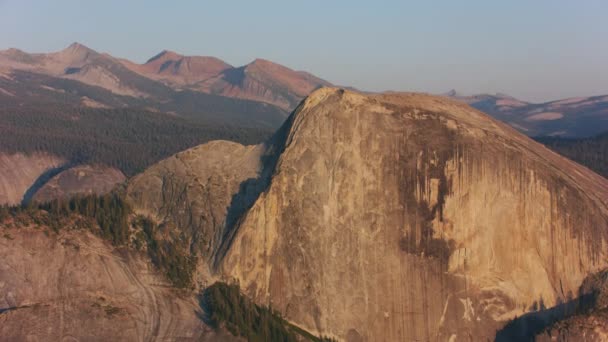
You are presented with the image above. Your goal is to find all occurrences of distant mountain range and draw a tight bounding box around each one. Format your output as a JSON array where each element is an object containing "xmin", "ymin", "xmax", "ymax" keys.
[
  {"xmin": 1, "ymin": 43, "xmax": 607, "ymax": 138},
  {"xmin": 123, "ymin": 50, "xmax": 331, "ymax": 111},
  {"xmin": 0, "ymin": 42, "xmax": 331, "ymax": 116},
  {"xmin": 444, "ymin": 89, "xmax": 608, "ymax": 137}
]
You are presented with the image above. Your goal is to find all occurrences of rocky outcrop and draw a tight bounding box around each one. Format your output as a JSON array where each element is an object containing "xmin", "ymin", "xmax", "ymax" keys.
[
  {"xmin": 0, "ymin": 152, "xmax": 66, "ymax": 205},
  {"xmin": 32, "ymin": 164, "xmax": 126, "ymax": 203},
  {"xmin": 127, "ymin": 87, "xmax": 608, "ymax": 341},
  {"xmin": 126, "ymin": 141, "xmax": 268, "ymax": 271}
]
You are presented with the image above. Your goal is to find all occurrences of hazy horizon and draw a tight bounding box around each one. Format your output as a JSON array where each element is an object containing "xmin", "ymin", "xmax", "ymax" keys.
[{"xmin": 1, "ymin": 0, "xmax": 607, "ymax": 103}]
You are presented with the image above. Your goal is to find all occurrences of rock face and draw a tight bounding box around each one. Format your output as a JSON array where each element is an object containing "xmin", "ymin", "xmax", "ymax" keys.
[
  {"xmin": 0, "ymin": 152, "xmax": 66, "ymax": 205},
  {"xmin": 126, "ymin": 88, "xmax": 608, "ymax": 341},
  {"xmin": 32, "ymin": 164, "xmax": 126, "ymax": 203},
  {"xmin": 0, "ymin": 152, "xmax": 125, "ymax": 206},
  {"xmin": 126, "ymin": 141, "xmax": 267, "ymax": 267},
  {"xmin": 0, "ymin": 226, "xmax": 242, "ymax": 342}
]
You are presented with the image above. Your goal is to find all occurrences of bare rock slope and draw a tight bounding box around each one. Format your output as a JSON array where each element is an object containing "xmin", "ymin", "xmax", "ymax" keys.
[
  {"xmin": 32, "ymin": 164, "xmax": 125, "ymax": 203},
  {"xmin": 127, "ymin": 88, "xmax": 608, "ymax": 341},
  {"xmin": 0, "ymin": 226, "xmax": 240, "ymax": 342},
  {"xmin": 126, "ymin": 140, "xmax": 266, "ymax": 269},
  {"xmin": 0, "ymin": 152, "xmax": 124, "ymax": 205}
]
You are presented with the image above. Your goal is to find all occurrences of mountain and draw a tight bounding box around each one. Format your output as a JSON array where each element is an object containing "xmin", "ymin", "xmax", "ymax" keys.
[
  {"xmin": 0, "ymin": 43, "xmax": 332, "ymax": 112},
  {"xmin": 445, "ymin": 90, "xmax": 608, "ymax": 137},
  {"xmin": 6, "ymin": 43, "xmax": 607, "ymax": 138},
  {"xmin": 0, "ymin": 42, "xmax": 167, "ymax": 97},
  {"xmin": 0, "ymin": 43, "xmax": 290, "ymax": 206},
  {"xmin": 123, "ymin": 50, "xmax": 232, "ymax": 87},
  {"xmin": 0, "ymin": 43, "xmax": 290, "ymax": 128},
  {"xmin": 0, "ymin": 101, "xmax": 274, "ymax": 207},
  {"xmin": 190, "ymin": 58, "xmax": 332, "ymax": 110},
  {"xmin": 125, "ymin": 88, "xmax": 608, "ymax": 341},
  {"xmin": 122, "ymin": 51, "xmax": 332, "ymax": 111}
]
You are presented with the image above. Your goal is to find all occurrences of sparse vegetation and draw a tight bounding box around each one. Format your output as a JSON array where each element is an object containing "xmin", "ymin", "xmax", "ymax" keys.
[
  {"xmin": 133, "ymin": 216, "xmax": 197, "ymax": 289},
  {"xmin": 91, "ymin": 298, "xmax": 123, "ymax": 317},
  {"xmin": 0, "ymin": 194, "xmax": 196, "ymax": 288}
]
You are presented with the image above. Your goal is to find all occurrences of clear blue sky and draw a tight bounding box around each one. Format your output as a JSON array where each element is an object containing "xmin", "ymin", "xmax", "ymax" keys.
[{"xmin": 1, "ymin": 0, "xmax": 607, "ymax": 102}]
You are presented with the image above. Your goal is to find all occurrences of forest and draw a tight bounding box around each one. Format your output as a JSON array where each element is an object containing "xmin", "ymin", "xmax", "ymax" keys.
[
  {"xmin": 536, "ymin": 131, "xmax": 608, "ymax": 178},
  {"xmin": 0, "ymin": 193, "xmax": 196, "ymax": 288},
  {"xmin": 0, "ymin": 104, "xmax": 272, "ymax": 176},
  {"xmin": 201, "ymin": 282, "xmax": 336, "ymax": 342}
]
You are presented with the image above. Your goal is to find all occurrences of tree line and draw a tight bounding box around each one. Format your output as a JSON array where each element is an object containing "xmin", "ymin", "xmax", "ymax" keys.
[
  {"xmin": 201, "ymin": 282, "xmax": 337, "ymax": 342},
  {"xmin": 0, "ymin": 193, "xmax": 195, "ymax": 288},
  {"xmin": 536, "ymin": 131, "xmax": 608, "ymax": 178}
]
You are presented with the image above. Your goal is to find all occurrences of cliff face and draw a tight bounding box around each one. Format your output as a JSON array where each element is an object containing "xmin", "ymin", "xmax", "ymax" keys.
[
  {"xmin": 218, "ymin": 89, "xmax": 608, "ymax": 341},
  {"xmin": 125, "ymin": 88, "xmax": 608, "ymax": 341}
]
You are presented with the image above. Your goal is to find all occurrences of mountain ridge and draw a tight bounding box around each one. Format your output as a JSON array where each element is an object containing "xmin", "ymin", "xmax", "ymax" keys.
[
  {"xmin": 0, "ymin": 42, "xmax": 332, "ymax": 111},
  {"xmin": 445, "ymin": 90, "xmax": 608, "ymax": 137},
  {"xmin": 2, "ymin": 43, "xmax": 606, "ymax": 137}
]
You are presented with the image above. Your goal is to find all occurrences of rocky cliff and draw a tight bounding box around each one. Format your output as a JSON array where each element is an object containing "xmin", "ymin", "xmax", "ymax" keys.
[{"xmin": 126, "ymin": 88, "xmax": 608, "ymax": 341}]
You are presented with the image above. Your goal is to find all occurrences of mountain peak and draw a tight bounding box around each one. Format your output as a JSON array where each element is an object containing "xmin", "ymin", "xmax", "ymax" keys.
[
  {"xmin": 64, "ymin": 42, "xmax": 94, "ymax": 53},
  {"xmin": 51, "ymin": 42, "xmax": 98, "ymax": 65},
  {"xmin": 251, "ymin": 58, "xmax": 271, "ymax": 64},
  {"xmin": 248, "ymin": 58, "xmax": 282, "ymax": 69},
  {"xmin": 146, "ymin": 50, "xmax": 182, "ymax": 64}
]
